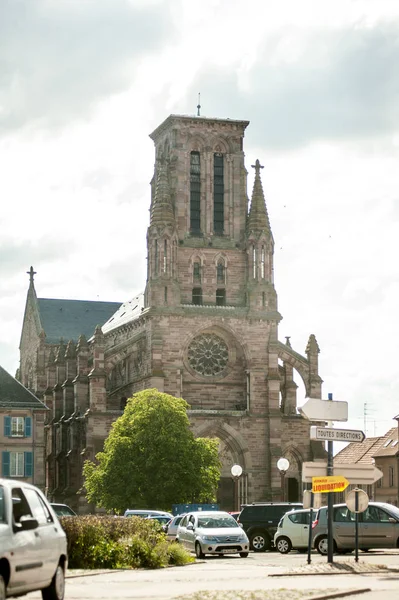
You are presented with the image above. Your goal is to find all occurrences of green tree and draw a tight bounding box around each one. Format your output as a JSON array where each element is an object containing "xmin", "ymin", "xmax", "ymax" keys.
[{"xmin": 83, "ymin": 389, "xmax": 221, "ymax": 513}]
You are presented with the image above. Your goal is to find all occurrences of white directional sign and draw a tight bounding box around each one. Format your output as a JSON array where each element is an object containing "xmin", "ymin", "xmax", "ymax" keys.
[
  {"xmin": 299, "ymin": 398, "xmax": 348, "ymax": 422},
  {"xmin": 310, "ymin": 426, "xmax": 365, "ymax": 443},
  {"xmin": 302, "ymin": 461, "xmax": 383, "ymax": 485}
]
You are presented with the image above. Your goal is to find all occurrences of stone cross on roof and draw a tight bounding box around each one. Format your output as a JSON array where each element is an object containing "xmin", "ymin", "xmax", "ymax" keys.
[
  {"xmin": 27, "ymin": 266, "xmax": 36, "ymax": 285},
  {"xmin": 251, "ymin": 159, "xmax": 264, "ymax": 176}
]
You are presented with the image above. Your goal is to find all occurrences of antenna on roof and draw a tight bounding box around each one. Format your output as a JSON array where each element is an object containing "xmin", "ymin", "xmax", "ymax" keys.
[{"xmin": 197, "ymin": 93, "xmax": 201, "ymax": 117}]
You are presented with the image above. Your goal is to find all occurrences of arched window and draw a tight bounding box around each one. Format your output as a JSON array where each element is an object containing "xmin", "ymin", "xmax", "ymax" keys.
[
  {"xmin": 216, "ymin": 260, "xmax": 225, "ymax": 284},
  {"xmin": 154, "ymin": 240, "xmax": 158, "ymax": 276},
  {"xmin": 261, "ymin": 246, "xmax": 265, "ymax": 279},
  {"xmin": 190, "ymin": 152, "xmax": 201, "ymax": 234},
  {"xmin": 192, "ymin": 288, "xmax": 202, "ymax": 305},
  {"xmin": 214, "ymin": 153, "xmax": 224, "ymax": 234},
  {"xmin": 216, "ymin": 289, "xmax": 226, "ymax": 306},
  {"xmin": 163, "ymin": 240, "xmax": 167, "ymax": 273},
  {"xmin": 253, "ymin": 246, "xmax": 256, "ymax": 279},
  {"xmin": 193, "ymin": 262, "xmax": 201, "ymax": 283}
]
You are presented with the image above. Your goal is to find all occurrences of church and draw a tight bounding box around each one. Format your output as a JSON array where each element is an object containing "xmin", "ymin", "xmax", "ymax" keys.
[{"xmin": 18, "ymin": 113, "xmax": 326, "ymax": 512}]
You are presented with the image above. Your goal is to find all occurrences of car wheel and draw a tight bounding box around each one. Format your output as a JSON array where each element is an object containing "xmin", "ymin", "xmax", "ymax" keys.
[
  {"xmin": 239, "ymin": 552, "xmax": 249, "ymax": 558},
  {"xmin": 41, "ymin": 563, "xmax": 65, "ymax": 600},
  {"xmin": 195, "ymin": 542, "xmax": 205, "ymax": 559},
  {"xmin": 250, "ymin": 532, "xmax": 271, "ymax": 552},
  {"xmin": 276, "ymin": 536, "xmax": 292, "ymax": 554},
  {"xmin": 0, "ymin": 574, "xmax": 6, "ymax": 600},
  {"xmin": 316, "ymin": 536, "xmax": 328, "ymax": 555}
]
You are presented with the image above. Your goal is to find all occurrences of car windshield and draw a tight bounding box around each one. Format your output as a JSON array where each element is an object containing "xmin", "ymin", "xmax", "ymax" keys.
[
  {"xmin": 0, "ymin": 486, "xmax": 5, "ymax": 524},
  {"xmin": 52, "ymin": 505, "xmax": 76, "ymax": 516},
  {"xmin": 198, "ymin": 515, "xmax": 238, "ymax": 528}
]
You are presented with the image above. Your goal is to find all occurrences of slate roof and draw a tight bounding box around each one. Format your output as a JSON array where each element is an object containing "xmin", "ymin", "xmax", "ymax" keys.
[
  {"xmin": 101, "ymin": 293, "xmax": 145, "ymax": 334},
  {"xmin": 373, "ymin": 427, "xmax": 399, "ymax": 458},
  {"xmin": 0, "ymin": 366, "xmax": 47, "ymax": 409},
  {"xmin": 334, "ymin": 436, "xmax": 383, "ymax": 464},
  {"xmin": 334, "ymin": 426, "xmax": 399, "ymax": 464},
  {"xmin": 37, "ymin": 298, "xmax": 122, "ymax": 343}
]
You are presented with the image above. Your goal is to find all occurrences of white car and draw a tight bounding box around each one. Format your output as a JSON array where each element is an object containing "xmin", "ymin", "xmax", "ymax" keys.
[
  {"xmin": 176, "ymin": 510, "xmax": 250, "ymax": 558},
  {"xmin": 273, "ymin": 508, "xmax": 313, "ymax": 554},
  {"xmin": 0, "ymin": 478, "xmax": 68, "ymax": 599}
]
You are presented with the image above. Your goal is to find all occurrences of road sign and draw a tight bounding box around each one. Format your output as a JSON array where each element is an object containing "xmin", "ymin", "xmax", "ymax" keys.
[
  {"xmin": 299, "ymin": 398, "xmax": 348, "ymax": 422},
  {"xmin": 312, "ymin": 475, "xmax": 349, "ymax": 494},
  {"xmin": 310, "ymin": 426, "xmax": 365, "ymax": 443},
  {"xmin": 346, "ymin": 489, "xmax": 369, "ymax": 513},
  {"xmin": 302, "ymin": 461, "xmax": 383, "ymax": 485}
]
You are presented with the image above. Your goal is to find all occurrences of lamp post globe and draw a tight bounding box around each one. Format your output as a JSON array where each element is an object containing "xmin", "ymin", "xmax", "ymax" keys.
[
  {"xmin": 277, "ymin": 457, "xmax": 290, "ymax": 473},
  {"xmin": 231, "ymin": 464, "xmax": 243, "ymax": 478}
]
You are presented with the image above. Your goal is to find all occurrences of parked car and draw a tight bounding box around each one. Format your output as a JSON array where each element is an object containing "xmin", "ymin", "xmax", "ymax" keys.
[
  {"xmin": 312, "ymin": 501, "xmax": 399, "ymax": 555},
  {"xmin": 164, "ymin": 513, "xmax": 186, "ymax": 540},
  {"xmin": 273, "ymin": 508, "xmax": 314, "ymax": 553},
  {"xmin": 50, "ymin": 503, "xmax": 77, "ymax": 517},
  {"xmin": 229, "ymin": 511, "xmax": 240, "ymax": 521},
  {"xmin": 176, "ymin": 510, "xmax": 250, "ymax": 558},
  {"xmin": 124, "ymin": 508, "xmax": 173, "ymax": 519},
  {"xmin": 146, "ymin": 514, "xmax": 172, "ymax": 526},
  {"xmin": 237, "ymin": 502, "xmax": 303, "ymax": 552},
  {"xmin": 0, "ymin": 477, "xmax": 68, "ymax": 600}
]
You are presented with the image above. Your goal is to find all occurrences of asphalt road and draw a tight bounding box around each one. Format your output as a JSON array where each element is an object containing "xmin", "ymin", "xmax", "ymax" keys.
[{"xmin": 26, "ymin": 549, "xmax": 399, "ymax": 600}]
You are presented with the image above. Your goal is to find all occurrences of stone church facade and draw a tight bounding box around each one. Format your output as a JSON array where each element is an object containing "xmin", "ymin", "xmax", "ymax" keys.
[{"xmin": 19, "ymin": 114, "xmax": 325, "ymax": 512}]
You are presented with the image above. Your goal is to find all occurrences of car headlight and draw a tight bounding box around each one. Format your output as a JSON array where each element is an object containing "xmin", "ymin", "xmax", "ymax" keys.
[
  {"xmin": 238, "ymin": 535, "xmax": 248, "ymax": 542},
  {"xmin": 202, "ymin": 536, "xmax": 218, "ymax": 542}
]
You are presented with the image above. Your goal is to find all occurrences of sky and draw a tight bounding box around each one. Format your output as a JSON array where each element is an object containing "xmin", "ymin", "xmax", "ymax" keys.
[{"xmin": 1, "ymin": 0, "xmax": 399, "ymax": 443}]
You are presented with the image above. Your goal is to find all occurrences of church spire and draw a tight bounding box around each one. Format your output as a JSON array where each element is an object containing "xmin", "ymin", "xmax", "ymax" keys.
[
  {"xmin": 247, "ymin": 160, "xmax": 271, "ymax": 234},
  {"xmin": 27, "ymin": 266, "xmax": 37, "ymax": 288},
  {"xmin": 150, "ymin": 159, "xmax": 175, "ymax": 227}
]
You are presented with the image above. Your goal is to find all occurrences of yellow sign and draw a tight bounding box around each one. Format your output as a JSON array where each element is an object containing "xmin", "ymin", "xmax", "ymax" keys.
[{"xmin": 312, "ymin": 475, "xmax": 349, "ymax": 494}]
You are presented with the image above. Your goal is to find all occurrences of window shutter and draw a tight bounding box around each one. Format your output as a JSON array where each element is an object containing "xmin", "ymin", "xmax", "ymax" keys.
[
  {"xmin": 24, "ymin": 452, "xmax": 33, "ymax": 478},
  {"xmin": 4, "ymin": 416, "xmax": 11, "ymax": 437},
  {"xmin": 25, "ymin": 416, "xmax": 32, "ymax": 437},
  {"xmin": 2, "ymin": 451, "xmax": 10, "ymax": 477}
]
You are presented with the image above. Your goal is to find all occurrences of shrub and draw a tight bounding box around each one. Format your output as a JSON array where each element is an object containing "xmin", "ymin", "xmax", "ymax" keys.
[{"xmin": 59, "ymin": 515, "xmax": 193, "ymax": 569}]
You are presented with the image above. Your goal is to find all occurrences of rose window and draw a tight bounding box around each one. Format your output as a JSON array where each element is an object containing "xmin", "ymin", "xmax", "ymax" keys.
[{"xmin": 188, "ymin": 334, "xmax": 228, "ymax": 376}]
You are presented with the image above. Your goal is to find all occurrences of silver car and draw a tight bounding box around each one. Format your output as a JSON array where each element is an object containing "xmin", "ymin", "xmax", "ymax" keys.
[
  {"xmin": 0, "ymin": 478, "xmax": 68, "ymax": 599},
  {"xmin": 313, "ymin": 501, "xmax": 399, "ymax": 554},
  {"xmin": 164, "ymin": 513, "xmax": 186, "ymax": 541},
  {"xmin": 176, "ymin": 510, "xmax": 250, "ymax": 558}
]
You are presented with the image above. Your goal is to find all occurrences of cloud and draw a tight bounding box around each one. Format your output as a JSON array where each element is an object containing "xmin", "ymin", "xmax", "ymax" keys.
[
  {"xmin": 0, "ymin": 0, "xmax": 176, "ymax": 134},
  {"xmin": 179, "ymin": 21, "xmax": 399, "ymax": 148}
]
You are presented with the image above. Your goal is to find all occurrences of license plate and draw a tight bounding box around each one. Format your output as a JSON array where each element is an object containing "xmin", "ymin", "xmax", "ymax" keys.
[{"xmin": 221, "ymin": 549, "xmax": 236, "ymax": 554}]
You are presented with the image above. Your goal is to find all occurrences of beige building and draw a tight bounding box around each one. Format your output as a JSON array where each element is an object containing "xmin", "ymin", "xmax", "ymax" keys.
[
  {"xmin": 18, "ymin": 113, "xmax": 326, "ymax": 512},
  {"xmin": 334, "ymin": 425, "xmax": 399, "ymax": 505},
  {"xmin": 0, "ymin": 365, "xmax": 47, "ymax": 489}
]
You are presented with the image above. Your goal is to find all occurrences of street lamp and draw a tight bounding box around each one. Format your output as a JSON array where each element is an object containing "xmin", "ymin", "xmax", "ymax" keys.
[
  {"xmin": 277, "ymin": 457, "xmax": 290, "ymax": 502},
  {"xmin": 231, "ymin": 464, "xmax": 243, "ymax": 511}
]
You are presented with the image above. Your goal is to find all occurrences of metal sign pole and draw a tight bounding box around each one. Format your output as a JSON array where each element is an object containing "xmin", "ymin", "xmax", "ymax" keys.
[
  {"xmin": 327, "ymin": 392, "xmax": 334, "ymax": 564},
  {"xmin": 355, "ymin": 490, "xmax": 359, "ymax": 563},
  {"xmin": 307, "ymin": 492, "xmax": 314, "ymax": 564}
]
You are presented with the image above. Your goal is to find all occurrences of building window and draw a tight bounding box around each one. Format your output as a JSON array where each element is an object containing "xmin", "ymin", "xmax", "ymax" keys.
[
  {"xmin": 216, "ymin": 261, "xmax": 225, "ymax": 284},
  {"xmin": 154, "ymin": 240, "xmax": 158, "ymax": 275},
  {"xmin": 2, "ymin": 451, "xmax": 33, "ymax": 478},
  {"xmin": 164, "ymin": 286, "xmax": 168, "ymax": 304},
  {"xmin": 213, "ymin": 153, "xmax": 224, "ymax": 234},
  {"xmin": 193, "ymin": 262, "xmax": 201, "ymax": 283},
  {"xmin": 376, "ymin": 467, "xmax": 383, "ymax": 488},
  {"xmin": 192, "ymin": 287, "xmax": 202, "ymax": 305},
  {"xmin": 163, "ymin": 240, "xmax": 167, "ymax": 273},
  {"xmin": 253, "ymin": 246, "xmax": 256, "ymax": 279},
  {"xmin": 216, "ymin": 289, "xmax": 226, "ymax": 306},
  {"xmin": 389, "ymin": 466, "xmax": 394, "ymax": 487},
  {"xmin": 4, "ymin": 416, "xmax": 31, "ymax": 437},
  {"xmin": 190, "ymin": 152, "xmax": 201, "ymax": 234},
  {"xmin": 262, "ymin": 292, "xmax": 266, "ymax": 307},
  {"xmin": 261, "ymin": 246, "xmax": 265, "ymax": 279}
]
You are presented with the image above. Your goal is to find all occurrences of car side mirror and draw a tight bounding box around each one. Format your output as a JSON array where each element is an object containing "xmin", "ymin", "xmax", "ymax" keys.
[
  {"xmin": 187, "ymin": 522, "xmax": 194, "ymax": 530},
  {"xmin": 14, "ymin": 517, "xmax": 39, "ymax": 532},
  {"xmin": 388, "ymin": 517, "xmax": 397, "ymax": 523}
]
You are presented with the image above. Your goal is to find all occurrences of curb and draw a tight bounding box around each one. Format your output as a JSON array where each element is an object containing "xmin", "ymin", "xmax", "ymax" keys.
[{"xmin": 303, "ymin": 589, "xmax": 371, "ymax": 600}]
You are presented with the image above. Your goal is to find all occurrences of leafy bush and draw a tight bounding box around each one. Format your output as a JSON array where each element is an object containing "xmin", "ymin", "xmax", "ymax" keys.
[{"xmin": 59, "ymin": 515, "xmax": 194, "ymax": 569}]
